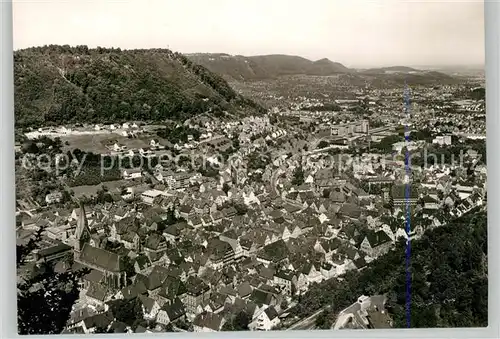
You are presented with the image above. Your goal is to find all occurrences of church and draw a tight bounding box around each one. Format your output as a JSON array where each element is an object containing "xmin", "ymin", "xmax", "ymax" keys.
[{"xmin": 73, "ymin": 202, "xmax": 127, "ymax": 290}]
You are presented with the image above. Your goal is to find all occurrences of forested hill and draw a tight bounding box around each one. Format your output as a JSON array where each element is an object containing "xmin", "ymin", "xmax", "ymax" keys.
[
  {"xmin": 185, "ymin": 53, "xmax": 352, "ymax": 81},
  {"xmin": 13, "ymin": 45, "xmax": 266, "ymax": 128}
]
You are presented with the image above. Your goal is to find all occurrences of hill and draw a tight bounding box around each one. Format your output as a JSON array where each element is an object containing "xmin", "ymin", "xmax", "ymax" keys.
[
  {"xmin": 185, "ymin": 53, "xmax": 352, "ymax": 80},
  {"xmin": 290, "ymin": 208, "xmax": 487, "ymax": 328},
  {"xmin": 14, "ymin": 45, "xmax": 266, "ymax": 128}
]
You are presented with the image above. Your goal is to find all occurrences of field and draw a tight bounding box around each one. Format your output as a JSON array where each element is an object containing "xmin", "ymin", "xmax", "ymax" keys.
[{"xmin": 59, "ymin": 131, "xmax": 170, "ymax": 154}]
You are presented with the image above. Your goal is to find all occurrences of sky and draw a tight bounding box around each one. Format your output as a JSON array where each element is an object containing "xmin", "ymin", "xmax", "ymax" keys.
[{"xmin": 12, "ymin": 0, "xmax": 485, "ymax": 68}]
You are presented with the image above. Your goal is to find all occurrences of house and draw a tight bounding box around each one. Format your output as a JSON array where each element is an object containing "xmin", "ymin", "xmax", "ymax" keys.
[
  {"xmin": 359, "ymin": 231, "xmax": 393, "ymax": 258},
  {"xmin": 432, "ymin": 135, "xmax": 452, "ymax": 146},
  {"xmin": 249, "ymin": 288, "xmax": 277, "ymax": 308},
  {"xmin": 156, "ymin": 276, "xmax": 188, "ymax": 306},
  {"xmin": 422, "ymin": 195, "xmax": 439, "ymax": 210},
  {"xmin": 273, "ymin": 270, "xmax": 296, "ymax": 296},
  {"xmin": 150, "ymin": 139, "xmax": 161, "ymax": 148},
  {"xmin": 166, "ymin": 172, "xmax": 196, "ymax": 190},
  {"xmin": 141, "ymin": 190, "xmax": 164, "ymax": 205},
  {"xmin": 45, "ymin": 192, "xmax": 63, "ymax": 205},
  {"xmin": 184, "ymin": 276, "xmax": 211, "ymax": 314},
  {"xmin": 120, "ymin": 231, "xmax": 140, "ymax": 251},
  {"xmin": 79, "ymin": 312, "xmax": 114, "ymax": 334},
  {"xmin": 206, "ymin": 238, "xmax": 235, "ymax": 269},
  {"xmin": 138, "ymin": 294, "xmax": 161, "ymax": 320},
  {"xmin": 85, "ymin": 282, "xmax": 109, "ymax": 308},
  {"xmin": 156, "ymin": 298, "xmax": 186, "ymax": 325},
  {"xmin": 134, "ymin": 255, "xmax": 153, "ymax": 274},
  {"xmin": 391, "ymin": 184, "xmax": 419, "ymax": 207},
  {"xmin": 333, "ymin": 295, "xmax": 392, "ymax": 330},
  {"xmin": 122, "ymin": 168, "xmax": 142, "ymax": 180},
  {"xmin": 250, "ymin": 306, "xmax": 280, "ymax": 331},
  {"xmin": 193, "ymin": 312, "xmax": 225, "ymax": 332},
  {"xmin": 143, "ymin": 234, "xmax": 168, "ymax": 256},
  {"xmin": 115, "ymin": 279, "xmax": 148, "ymax": 300}
]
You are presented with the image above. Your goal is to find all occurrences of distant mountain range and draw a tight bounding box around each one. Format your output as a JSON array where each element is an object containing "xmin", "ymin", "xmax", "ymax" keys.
[
  {"xmin": 186, "ymin": 53, "xmax": 352, "ymax": 80},
  {"xmin": 360, "ymin": 66, "xmax": 421, "ymax": 74},
  {"xmin": 186, "ymin": 53, "xmax": 461, "ymax": 84}
]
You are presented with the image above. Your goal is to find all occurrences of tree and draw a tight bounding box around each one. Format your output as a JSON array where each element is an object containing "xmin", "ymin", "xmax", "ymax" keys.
[
  {"xmin": 17, "ymin": 230, "xmax": 90, "ymax": 334},
  {"xmin": 315, "ymin": 310, "xmax": 332, "ymax": 329},
  {"xmin": 291, "ymin": 166, "xmax": 305, "ymax": 186},
  {"xmin": 108, "ymin": 297, "xmax": 143, "ymax": 326},
  {"xmin": 222, "ymin": 311, "xmax": 250, "ymax": 331},
  {"xmin": 317, "ymin": 140, "xmax": 329, "ymax": 149}
]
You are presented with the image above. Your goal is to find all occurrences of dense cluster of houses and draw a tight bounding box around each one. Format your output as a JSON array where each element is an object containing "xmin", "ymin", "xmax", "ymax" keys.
[
  {"xmin": 16, "ymin": 81, "xmax": 487, "ymax": 333},
  {"xmin": 18, "ymin": 135, "xmax": 486, "ymax": 333}
]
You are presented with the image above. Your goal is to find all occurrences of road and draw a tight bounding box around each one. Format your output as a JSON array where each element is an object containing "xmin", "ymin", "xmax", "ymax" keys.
[{"xmin": 286, "ymin": 306, "xmax": 329, "ymax": 331}]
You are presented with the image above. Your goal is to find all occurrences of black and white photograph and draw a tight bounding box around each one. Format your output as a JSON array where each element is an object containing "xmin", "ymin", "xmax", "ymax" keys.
[{"xmin": 12, "ymin": 0, "xmax": 487, "ymax": 334}]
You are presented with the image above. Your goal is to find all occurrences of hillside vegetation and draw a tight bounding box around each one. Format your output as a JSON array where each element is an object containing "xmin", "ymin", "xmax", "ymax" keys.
[
  {"xmin": 186, "ymin": 54, "xmax": 352, "ymax": 81},
  {"xmin": 291, "ymin": 208, "xmax": 487, "ymax": 329},
  {"xmin": 14, "ymin": 45, "xmax": 265, "ymax": 127}
]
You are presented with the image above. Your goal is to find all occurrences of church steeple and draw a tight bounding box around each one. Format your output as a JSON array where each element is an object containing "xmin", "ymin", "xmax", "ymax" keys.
[{"xmin": 74, "ymin": 201, "xmax": 91, "ymax": 255}]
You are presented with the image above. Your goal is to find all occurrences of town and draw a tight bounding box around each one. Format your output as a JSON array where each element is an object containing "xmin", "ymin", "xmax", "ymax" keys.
[{"xmin": 15, "ymin": 78, "xmax": 486, "ymax": 333}]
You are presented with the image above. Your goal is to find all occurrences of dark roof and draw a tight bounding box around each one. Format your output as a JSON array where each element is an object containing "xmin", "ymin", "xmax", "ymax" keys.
[
  {"xmin": 164, "ymin": 224, "xmax": 182, "ymax": 237},
  {"xmin": 186, "ymin": 276, "xmax": 210, "ymax": 296},
  {"xmin": 264, "ymin": 306, "xmax": 279, "ymax": 320},
  {"xmin": 109, "ymin": 321, "xmax": 128, "ymax": 333},
  {"xmin": 339, "ymin": 203, "xmax": 362, "ymax": 219},
  {"xmin": 258, "ymin": 240, "xmax": 289, "ymax": 262},
  {"xmin": 158, "ymin": 276, "xmax": 187, "ymax": 300},
  {"xmin": 237, "ymin": 281, "xmax": 253, "ymax": 297},
  {"xmin": 162, "ymin": 298, "xmax": 186, "ymax": 321},
  {"xmin": 146, "ymin": 266, "xmax": 169, "ymax": 290},
  {"xmin": 274, "ymin": 269, "xmax": 295, "ymax": 281},
  {"xmin": 144, "ymin": 233, "xmax": 165, "ymax": 250},
  {"xmin": 250, "ymin": 289, "xmax": 273, "ymax": 306},
  {"xmin": 86, "ymin": 282, "xmax": 108, "ymax": 301},
  {"xmin": 121, "ymin": 280, "xmax": 147, "ymax": 299},
  {"xmin": 79, "ymin": 244, "xmax": 123, "ymax": 273},
  {"xmin": 391, "ymin": 184, "xmax": 419, "ymax": 200},
  {"xmin": 193, "ymin": 312, "xmax": 224, "ymax": 331},
  {"xmin": 83, "ymin": 269, "xmax": 104, "ymax": 283},
  {"xmin": 37, "ymin": 242, "xmax": 72, "ymax": 257},
  {"xmin": 82, "ymin": 312, "xmax": 113, "ymax": 330},
  {"xmin": 353, "ymin": 257, "xmax": 367, "ymax": 269},
  {"xmin": 366, "ymin": 231, "xmax": 392, "ymax": 248},
  {"xmin": 138, "ymin": 294, "xmax": 157, "ymax": 313}
]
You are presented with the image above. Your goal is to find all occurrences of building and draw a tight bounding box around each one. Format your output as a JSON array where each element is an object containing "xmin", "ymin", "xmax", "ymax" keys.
[
  {"xmin": 432, "ymin": 135, "xmax": 452, "ymax": 146},
  {"xmin": 166, "ymin": 172, "xmax": 195, "ymax": 190},
  {"xmin": 359, "ymin": 231, "xmax": 393, "ymax": 258},
  {"xmin": 273, "ymin": 270, "xmax": 296, "ymax": 296},
  {"xmin": 193, "ymin": 312, "xmax": 225, "ymax": 332},
  {"xmin": 121, "ymin": 168, "xmax": 142, "ymax": 180},
  {"xmin": 45, "ymin": 192, "xmax": 63, "ymax": 205},
  {"xmin": 184, "ymin": 277, "xmax": 211, "ymax": 314},
  {"xmin": 333, "ymin": 295, "xmax": 392, "ymax": 330},
  {"xmin": 74, "ymin": 203, "xmax": 127, "ymax": 289},
  {"xmin": 141, "ymin": 189, "xmax": 164, "ymax": 205},
  {"xmin": 250, "ymin": 306, "xmax": 280, "ymax": 331},
  {"xmin": 156, "ymin": 298, "xmax": 186, "ymax": 325}
]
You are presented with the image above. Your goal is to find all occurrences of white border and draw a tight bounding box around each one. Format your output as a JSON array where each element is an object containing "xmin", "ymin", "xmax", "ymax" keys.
[{"xmin": 1, "ymin": 0, "xmax": 499, "ymax": 338}]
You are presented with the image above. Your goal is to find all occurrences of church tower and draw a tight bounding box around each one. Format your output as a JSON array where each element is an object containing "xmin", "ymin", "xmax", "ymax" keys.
[
  {"xmin": 74, "ymin": 201, "xmax": 91, "ymax": 259},
  {"xmin": 231, "ymin": 163, "xmax": 238, "ymax": 186}
]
